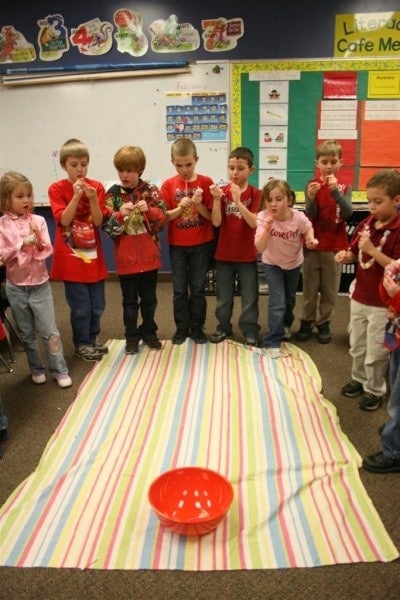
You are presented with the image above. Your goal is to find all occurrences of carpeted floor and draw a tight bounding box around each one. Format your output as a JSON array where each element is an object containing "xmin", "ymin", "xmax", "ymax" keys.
[{"xmin": 0, "ymin": 281, "xmax": 399, "ymax": 599}]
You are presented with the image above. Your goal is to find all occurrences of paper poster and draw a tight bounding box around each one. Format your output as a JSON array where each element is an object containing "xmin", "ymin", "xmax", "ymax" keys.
[
  {"xmin": 201, "ymin": 17, "xmax": 244, "ymax": 51},
  {"xmin": 0, "ymin": 25, "xmax": 36, "ymax": 64},
  {"xmin": 113, "ymin": 9, "xmax": 148, "ymax": 57},
  {"xmin": 323, "ymin": 72, "xmax": 357, "ymax": 98},
  {"xmin": 37, "ymin": 14, "xmax": 69, "ymax": 61},
  {"xmin": 149, "ymin": 15, "xmax": 199, "ymax": 53},
  {"xmin": 166, "ymin": 92, "xmax": 228, "ymax": 142},
  {"xmin": 70, "ymin": 18, "xmax": 113, "ymax": 56}
]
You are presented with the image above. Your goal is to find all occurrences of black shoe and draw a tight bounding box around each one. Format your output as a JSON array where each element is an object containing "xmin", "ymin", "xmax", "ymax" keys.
[
  {"xmin": 125, "ymin": 339, "xmax": 139, "ymax": 354},
  {"xmin": 294, "ymin": 320, "xmax": 313, "ymax": 342},
  {"xmin": 317, "ymin": 322, "xmax": 331, "ymax": 344},
  {"xmin": 92, "ymin": 336, "xmax": 109, "ymax": 355},
  {"xmin": 362, "ymin": 451, "xmax": 400, "ymax": 473},
  {"xmin": 0, "ymin": 428, "xmax": 9, "ymax": 442},
  {"xmin": 359, "ymin": 392, "xmax": 382, "ymax": 411},
  {"xmin": 341, "ymin": 380, "xmax": 363, "ymax": 397},
  {"xmin": 210, "ymin": 330, "xmax": 233, "ymax": 343},
  {"xmin": 190, "ymin": 328, "xmax": 208, "ymax": 344},
  {"xmin": 172, "ymin": 330, "xmax": 188, "ymax": 345},
  {"xmin": 144, "ymin": 336, "xmax": 162, "ymax": 350}
]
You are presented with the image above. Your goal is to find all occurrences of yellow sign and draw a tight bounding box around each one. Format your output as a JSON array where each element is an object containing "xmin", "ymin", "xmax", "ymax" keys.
[
  {"xmin": 368, "ymin": 71, "xmax": 400, "ymax": 97},
  {"xmin": 335, "ymin": 12, "xmax": 400, "ymax": 58}
]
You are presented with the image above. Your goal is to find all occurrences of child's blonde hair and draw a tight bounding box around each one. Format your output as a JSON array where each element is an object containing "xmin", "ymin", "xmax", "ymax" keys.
[
  {"xmin": 113, "ymin": 146, "xmax": 146, "ymax": 174},
  {"xmin": 316, "ymin": 139, "xmax": 342, "ymax": 159},
  {"xmin": 366, "ymin": 168, "xmax": 400, "ymax": 199},
  {"xmin": 0, "ymin": 171, "xmax": 33, "ymax": 213},
  {"xmin": 260, "ymin": 179, "xmax": 293, "ymax": 210},
  {"xmin": 59, "ymin": 138, "xmax": 89, "ymax": 166},
  {"xmin": 171, "ymin": 137, "xmax": 198, "ymax": 159}
]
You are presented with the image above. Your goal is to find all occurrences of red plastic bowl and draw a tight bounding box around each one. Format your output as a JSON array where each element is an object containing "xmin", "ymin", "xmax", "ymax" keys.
[{"xmin": 148, "ymin": 466, "xmax": 234, "ymax": 536}]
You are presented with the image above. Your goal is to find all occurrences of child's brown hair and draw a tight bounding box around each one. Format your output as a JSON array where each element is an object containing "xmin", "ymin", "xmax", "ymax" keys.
[
  {"xmin": 113, "ymin": 146, "xmax": 146, "ymax": 175},
  {"xmin": 366, "ymin": 168, "xmax": 400, "ymax": 199},
  {"xmin": 316, "ymin": 139, "xmax": 342, "ymax": 160},
  {"xmin": 0, "ymin": 171, "xmax": 33, "ymax": 213},
  {"xmin": 260, "ymin": 179, "xmax": 293, "ymax": 210},
  {"xmin": 59, "ymin": 138, "xmax": 89, "ymax": 166},
  {"xmin": 171, "ymin": 137, "xmax": 198, "ymax": 159}
]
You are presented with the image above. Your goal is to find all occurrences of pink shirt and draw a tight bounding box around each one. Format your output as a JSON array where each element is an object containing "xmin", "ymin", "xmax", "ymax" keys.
[
  {"xmin": 0, "ymin": 212, "xmax": 53, "ymax": 285},
  {"xmin": 256, "ymin": 209, "xmax": 312, "ymax": 270}
]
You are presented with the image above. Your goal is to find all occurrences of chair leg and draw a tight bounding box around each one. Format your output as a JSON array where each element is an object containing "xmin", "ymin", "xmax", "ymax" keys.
[
  {"xmin": 3, "ymin": 314, "xmax": 23, "ymax": 346},
  {"xmin": 0, "ymin": 352, "xmax": 13, "ymax": 373}
]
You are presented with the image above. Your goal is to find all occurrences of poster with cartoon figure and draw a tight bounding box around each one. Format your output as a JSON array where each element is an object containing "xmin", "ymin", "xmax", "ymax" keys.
[
  {"xmin": 37, "ymin": 14, "xmax": 69, "ymax": 61},
  {"xmin": 113, "ymin": 9, "xmax": 148, "ymax": 57},
  {"xmin": 201, "ymin": 17, "xmax": 244, "ymax": 51},
  {"xmin": 148, "ymin": 15, "xmax": 200, "ymax": 53},
  {"xmin": 0, "ymin": 25, "xmax": 36, "ymax": 64},
  {"xmin": 70, "ymin": 18, "xmax": 113, "ymax": 56}
]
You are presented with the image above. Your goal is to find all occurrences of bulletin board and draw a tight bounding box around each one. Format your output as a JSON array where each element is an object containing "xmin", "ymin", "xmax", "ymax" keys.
[
  {"xmin": 231, "ymin": 59, "xmax": 400, "ymax": 201},
  {"xmin": 0, "ymin": 61, "xmax": 229, "ymax": 205}
]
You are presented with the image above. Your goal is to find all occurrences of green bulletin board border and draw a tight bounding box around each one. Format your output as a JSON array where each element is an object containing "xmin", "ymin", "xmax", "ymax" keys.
[{"xmin": 230, "ymin": 59, "xmax": 400, "ymax": 200}]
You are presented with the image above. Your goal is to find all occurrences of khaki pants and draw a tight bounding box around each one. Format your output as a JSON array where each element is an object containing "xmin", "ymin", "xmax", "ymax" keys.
[
  {"xmin": 301, "ymin": 250, "xmax": 342, "ymax": 325},
  {"xmin": 349, "ymin": 299, "xmax": 389, "ymax": 397}
]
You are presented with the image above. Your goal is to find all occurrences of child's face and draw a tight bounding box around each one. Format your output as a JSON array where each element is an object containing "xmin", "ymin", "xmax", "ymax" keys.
[
  {"xmin": 315, "ymin": 153, "xmax": 342, "ymax": 180},
  {"xmin": 367, "ymin": 185, "xmax": 399, "ymax": 223},
  {"xmin": 117, "ymin": 169, "xmax": 140, "ymax": 189},
  {"xmin": 265, "ymin": 186, "xmax": 289, "ymax": 220},
  {"xmin": 171, "ymin": 152, "xmax": 198, "ymax": 181},
  {"xmin": 227, "ymin": 157, "xmax": 254, "ymax": 187},
  {"xmin": 10, "ymin": 184, "xmax": 33, "ymax": 216},
  {"xmin": 63, "ymin": 156, "xmax": 89, "ymax": 183}
]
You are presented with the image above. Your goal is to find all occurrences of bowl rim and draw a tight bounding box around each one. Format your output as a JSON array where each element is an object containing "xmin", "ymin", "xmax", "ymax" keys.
[{"xmin": 148, "ymin": 466, "xmax": 234, "ymax": 524}]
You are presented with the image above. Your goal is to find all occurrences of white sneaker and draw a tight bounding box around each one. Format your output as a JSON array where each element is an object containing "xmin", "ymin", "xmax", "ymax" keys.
[
  {"xmin": 32, "ymin": 371, "xmax": 46, "ymax": 384},
  {"xmin": 54, "ymin": 373, "xmax": 72, "ymax": 388},
  {"xmin": 283, "ymin": 327, "xmax": 292, "ymax": 340},
  {"xmin": 268, "ymin": 348, "xmax": 283, "ymax": 359}
]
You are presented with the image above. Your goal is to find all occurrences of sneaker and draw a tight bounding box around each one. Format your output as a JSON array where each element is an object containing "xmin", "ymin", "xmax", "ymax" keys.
[
  {"xmin": 244, "ymin": 337, "xmax": 258, "ymax": 346},
  {"xmin": 92, "ymin": 336, "xmax": 109, "ymax": 355},
  {"xmin": 267, "ymin": 348, "xmax": 283, "ymax": 359},
  {"xmin": 341, "ymin": 380, "xmax": 363, "ymax": 398},
  {"xmin": 190, "ymin": 328, "xmax": 208, "ymax": 344},
  {"xmin": 75, "ymin": 345, "xmax": 104, "ymax": 362},
  {"xmin": 283, "ymin": 327, "xmax": 292, "ymax": 341},
  {"xmin": 362, "ymin": 451, "xmax": 400, "ymax": 473},
  {"xmin": 54, "ymin": 373, "xmax": 72, "ymax": 389},
  {"xmin": 210, "ymin": 330, "xmax": 233, "ymax": 344},
  {"xmin": 294, "ymin": 320, "xmax": 313, "ymax": 342},
  {"xmin": 32, "ymin": 371, "xmax": 46, "ymax": 385},
  {"xmin": 0, "ymin": 428, "xmax": 9, "ymax": 442},
  {"xmin": 317, "ymin": 322, "xmax": 331, "ymax": 344},
  {"xmin": 125, "ymin": 339, "xmax": 139, "ymax": 354},
  {"xmin": 359, "ymin": 392, "xmax": 382, "ymax": 411},
  {"xmin": 172, "ymin": 330, "xmax": 188, "ymax": 345},
  {"xmin": 143, "ymin": 336, "xmax": 162, "ymax": 350}
]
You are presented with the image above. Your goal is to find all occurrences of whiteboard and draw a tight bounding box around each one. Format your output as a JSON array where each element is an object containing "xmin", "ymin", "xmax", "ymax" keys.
[{"xmin": 0, "ymin": 61, "xmax": 229, "ymax": 205}]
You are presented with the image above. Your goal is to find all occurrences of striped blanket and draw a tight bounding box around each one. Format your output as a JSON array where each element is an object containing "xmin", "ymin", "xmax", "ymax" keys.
[{"xmin": 0, "ymin": 340, "xmax": 398, "ymax": 570}]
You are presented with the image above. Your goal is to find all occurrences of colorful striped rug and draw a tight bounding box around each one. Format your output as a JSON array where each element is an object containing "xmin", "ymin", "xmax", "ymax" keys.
[{"xmin": 0, "ymin": 340, "xmax": 398, "ymax": 570}]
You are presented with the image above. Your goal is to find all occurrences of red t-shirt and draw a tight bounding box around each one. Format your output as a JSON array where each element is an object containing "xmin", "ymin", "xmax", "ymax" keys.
[
  {"xmin": 48, "ymin": 178, "xmax": 109, "ymax": 282},
  {"xmin": 160, "ymin": 174, "xmax": 214, "ymax": 246},
  {"xmin": 215, "ymin": 183, "xmax": 261, "ymax": 262},
  {"xmin": 349, "ymin": 214, "xmax": 400, "ymax": 306}
]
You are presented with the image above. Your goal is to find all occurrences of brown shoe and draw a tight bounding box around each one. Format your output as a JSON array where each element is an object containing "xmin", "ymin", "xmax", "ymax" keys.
[
  {"xmin": 144, "ymin": 336, "xmax": 162, "ymax": 350},
  {"xmin": 125, "ymin": 339, "xmax": 139, "ymax": 354}
]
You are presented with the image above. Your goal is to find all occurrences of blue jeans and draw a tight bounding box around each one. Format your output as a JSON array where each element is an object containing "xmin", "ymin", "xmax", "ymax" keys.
[
  {"xmin": 170, "ymin": 242, "xmax": 213, "ymax": 332},
  {"xmin": 381, "ymin": 347, "xmax": 400, "ymax": 459},
  {"xmin": 262, "ymin": 263, "xmax": 301, "ymax": 348},
  {"xmin": 119, "ymin": 270, "xmax": 158, "ymax": 340},
  {"xmin": 6, "ymin": 281, "xmax": 68, "ymax": 376},
  {"xmin": 215, "ymin": 261, "xmax": 259, "ymax": 338},
  {"xmin": 64, "ymin": 280, "xmax": 105, "ymax": 347}
]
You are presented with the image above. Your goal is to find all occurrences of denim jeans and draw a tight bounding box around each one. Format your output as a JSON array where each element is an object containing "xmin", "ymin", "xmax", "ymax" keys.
[
  {"xmin": 381, "ymin": 347, "xmax": 400, "ymax": 459},
  {"xmin": 262, "ymin": 263, "xmax": 301, "ymax": 348},
  {"xmin": 119, "ymin": 269, "xmax": 158, "ymax": 340},
  {"xmin": 6, "ymin": 281, "xmax": 68, "ymax": 376},
  {"xmin": 170, "ymin": 241, "xmax": 213, "ymax": 332},
  {"xmin": 64, "ymin": 280, "xmax": 105, "ymax": 347},
  {"xmin": 215, "ymin": 261, "xmax": 259, "ymax": 338}
]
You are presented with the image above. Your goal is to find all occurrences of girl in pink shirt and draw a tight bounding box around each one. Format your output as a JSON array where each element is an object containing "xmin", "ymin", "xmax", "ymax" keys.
[
  {"xmin": 0, "ymin": 172, "xmax": 71, "ymax": 388},
  {"xmin": 255, "ymin": 179, "xmax": 317, "ymax": 358}
]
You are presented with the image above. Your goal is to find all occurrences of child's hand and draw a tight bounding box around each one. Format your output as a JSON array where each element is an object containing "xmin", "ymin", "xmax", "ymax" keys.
[
  {"xmin": 305, "ymin": 237, "xmax": 319, "ymax": 249},
  {"xmin": 120, "ymin": 201, "xmax": 135, "ymax": 217},
  {"xmin": 209, "ymin": 184, "xmax": 222, "ymax": 200},
  {"xmin": 73, "ymin": 179, "xmax": 85, "ymax": 197},
  {"xmin": 358, "ymin": 229, "xmax": 374, "ymax": 254},
  {"xmin": 180, "ymin": 196, "xmax": 192, "ymax": 210},
  {"xmin": 192, "ymin": 187, "xmax": 203, "ymax": 205},
  {"xmin": 307, "ymin": 181, "xmax": 321, "ymax": 199},
  {"xmin": 383, "ymin": 273, "xmax": 400, "ymax": 298},
  {"xmin": 325, "ymin": 174, "xmax": 338, "ymax": 191},
  {"xmin": 84, "ymin": 183, "xmax": 98, "ymax": 202},
  {"xmin": 335, "ymin": 250, "xmax": 347, "ymax": 263},
  {"xmin": 135, "ymin": 199, "xmax": 148, "ymax": 213},
  {"xmin": 263, "ymin": 215, "xmax": 273, "ymax": 232},
  {"xmin": 230, "ymin": 183, "xmax": 241, "ymax": 205},
  {"xmin": 23, "ymin": 233, "xmax": 36, "ymax": 247}
]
